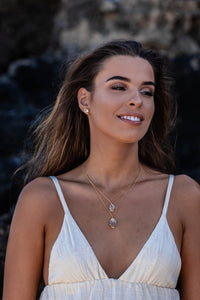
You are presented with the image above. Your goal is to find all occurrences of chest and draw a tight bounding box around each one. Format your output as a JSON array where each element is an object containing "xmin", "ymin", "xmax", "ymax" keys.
[
  {"xmin": 45, "ymin": 179, "xmax": 182, "ymax": 282},
  {"xmin": 53, "ymin": 194, "xmax": 164, "ymax": 278},
  {"xmin": 47, "ymin": 205, "xmax": 181, "ymax": 283}
]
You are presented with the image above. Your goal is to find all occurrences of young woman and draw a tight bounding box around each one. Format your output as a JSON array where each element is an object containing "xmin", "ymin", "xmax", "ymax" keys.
[{"xmin": 3, "ymin": 40, "xmax": 200, "ymax": 299}]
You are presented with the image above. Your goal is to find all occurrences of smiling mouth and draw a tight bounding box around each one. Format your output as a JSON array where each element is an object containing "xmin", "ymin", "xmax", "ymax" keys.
[
  {"xmin": 119, "ymin": 115, "xmax": 141, "ymax": 121},
  {"xmin": 118, "ymin": 114, "xmax": 144, "ymax": 122}
]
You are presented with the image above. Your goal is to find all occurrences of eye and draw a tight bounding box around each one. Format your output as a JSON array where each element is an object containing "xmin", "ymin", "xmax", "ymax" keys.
[
  {"xmin": 140, "ymin": 88, "xmax": 154, "ymax": 97},
  {"xmin": 111, "ymin": 84, "xmax": 127, "ymax": 91}
]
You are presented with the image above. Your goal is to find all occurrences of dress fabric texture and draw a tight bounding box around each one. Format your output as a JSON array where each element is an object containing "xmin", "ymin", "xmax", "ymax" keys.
[{"xmin": 40, "ymin": 175, "xmax": 181, "ymax": 300}]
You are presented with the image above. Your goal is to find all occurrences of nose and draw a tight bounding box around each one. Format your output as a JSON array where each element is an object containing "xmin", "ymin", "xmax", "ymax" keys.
[{"xmin": 127, "ymin": 89, "xmax": 142, "ymax": 108}]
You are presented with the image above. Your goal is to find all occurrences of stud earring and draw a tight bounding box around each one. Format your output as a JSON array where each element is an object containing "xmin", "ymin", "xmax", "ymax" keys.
[{"xmin": 84, "ymin": 108, "xmax": 89, "ymax": 114}]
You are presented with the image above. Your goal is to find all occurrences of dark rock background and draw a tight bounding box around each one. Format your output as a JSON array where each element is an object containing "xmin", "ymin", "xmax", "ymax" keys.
[
  {"xmin": 0, "ymin": 0, "xmax": 61, "ymax": 72},
  {"xmin": 0, "ymin": 0, "xmax": 200, "ymax": 298}
]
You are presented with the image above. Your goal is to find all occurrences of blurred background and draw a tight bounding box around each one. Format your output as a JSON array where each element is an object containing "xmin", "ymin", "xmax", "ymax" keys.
[{"xmin": 0, "ymin": 0, "xmax": 200, "ymax": 297}]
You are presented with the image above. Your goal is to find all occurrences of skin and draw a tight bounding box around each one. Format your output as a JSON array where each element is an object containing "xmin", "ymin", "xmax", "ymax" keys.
[{"xmin": 3, "ymin": 56, "xmax": 200, "ymax": 300}]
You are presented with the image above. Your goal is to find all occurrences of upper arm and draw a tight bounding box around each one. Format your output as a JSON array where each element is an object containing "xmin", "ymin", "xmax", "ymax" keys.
[
  {"xmin": 177, "ymin": 176, "xmax": 200, "ymax": 300},
  {"xmin": 3, "ymin": 178, "xmax": 50, "ymax": 300}
]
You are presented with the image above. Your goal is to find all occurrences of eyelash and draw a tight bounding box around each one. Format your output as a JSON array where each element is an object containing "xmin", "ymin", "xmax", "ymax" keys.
[
  {"xmin": 111, "ymin": 85, "xmax": 154, "ymax": 96},
  {"xmin": 111, "ymin": 85, "xmax": 126, "ymax": 91},
  {"xmin": 141, "ymin": 90, "xmax": 154, "ymax": 97}
]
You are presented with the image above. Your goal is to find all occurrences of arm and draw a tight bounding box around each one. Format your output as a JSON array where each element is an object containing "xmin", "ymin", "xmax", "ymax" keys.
[
  {"xmin": 178, "ymin": 176, "xmax": 200, "ymax": 300},
  {"xmin": 3, "ymin": 179, "xmax": 48, "ymax": 300}
]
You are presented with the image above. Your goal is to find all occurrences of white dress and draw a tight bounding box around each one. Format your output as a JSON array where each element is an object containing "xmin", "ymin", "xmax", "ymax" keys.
[{"xmin": 40, "ymin": 175, "xmax": 181, "ymax": 299}]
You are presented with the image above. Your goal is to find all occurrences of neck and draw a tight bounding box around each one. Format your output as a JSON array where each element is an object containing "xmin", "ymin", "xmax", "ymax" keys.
[{"xmin": 83, "ymin": 137, "xmax": 140, "ymax": 188}]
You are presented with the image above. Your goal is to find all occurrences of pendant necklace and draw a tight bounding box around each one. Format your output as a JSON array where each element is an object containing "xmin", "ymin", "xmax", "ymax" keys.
[{"xmin": 82, "ymin": 165, "xmax": 142, "ymax": 229}]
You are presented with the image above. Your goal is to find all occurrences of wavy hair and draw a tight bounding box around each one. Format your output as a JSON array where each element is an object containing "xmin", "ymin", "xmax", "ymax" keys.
[{"xmin": 20, "ymin": 40, "xmax": 177, "ymax": 183}]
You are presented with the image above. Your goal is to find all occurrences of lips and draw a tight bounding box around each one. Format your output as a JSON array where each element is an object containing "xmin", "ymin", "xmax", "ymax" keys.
[{"xmin": 118, "ymin": 113, "xmax": 144, "ymax": 122}]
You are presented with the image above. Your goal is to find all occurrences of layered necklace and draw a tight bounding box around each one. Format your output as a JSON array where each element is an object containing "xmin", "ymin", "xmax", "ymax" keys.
[{"xmin": 82, "ymin": 165, "xmax": 142, "ymax": 229}]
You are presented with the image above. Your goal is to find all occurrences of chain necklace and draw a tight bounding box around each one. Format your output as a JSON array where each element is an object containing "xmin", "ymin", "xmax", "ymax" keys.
[
  {"xmin": 82, "ymin": 165, "xmax": 142, "ymax": 229},
  {"xmin": 86, "ymin": 166, "xmax": 142, "ymax": 213}
]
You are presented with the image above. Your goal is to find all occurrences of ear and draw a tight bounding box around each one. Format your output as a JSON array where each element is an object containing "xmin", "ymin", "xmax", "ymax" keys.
[{"xmin": 77, "ymin": 88, "xmax": 91, "ymax": 113}]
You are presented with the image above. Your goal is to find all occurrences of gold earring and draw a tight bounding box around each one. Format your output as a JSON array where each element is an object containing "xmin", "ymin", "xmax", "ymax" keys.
[{"xmin": 84, "ymin": 108, "xmax": 89, "ymax": 114}]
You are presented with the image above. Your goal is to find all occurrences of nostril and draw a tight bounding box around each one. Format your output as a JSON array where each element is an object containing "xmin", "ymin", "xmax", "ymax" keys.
[{"xmin": 129, "ymin": 103, "xmax": 135, "ymax": 106}]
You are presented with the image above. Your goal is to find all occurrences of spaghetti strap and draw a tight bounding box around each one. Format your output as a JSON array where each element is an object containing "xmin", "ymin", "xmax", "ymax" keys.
[
  {"xmin": 162, "ymin": 175, "xmax": 174, "ymax": 216},
  {"xmin": 50, "ymin": 176, "xmax": 69, "ymax": 213}
]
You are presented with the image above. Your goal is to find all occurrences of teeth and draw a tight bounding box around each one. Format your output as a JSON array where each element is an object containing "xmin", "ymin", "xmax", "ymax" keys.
[{"xmin": 121, "ymin": 116, "xmax": 141, "ymax": 121}]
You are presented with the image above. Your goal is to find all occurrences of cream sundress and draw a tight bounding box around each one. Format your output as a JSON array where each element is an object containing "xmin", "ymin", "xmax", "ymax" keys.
[{"xmin": 40, "ymin": 175, "xmax": 181, "ymax": 299}]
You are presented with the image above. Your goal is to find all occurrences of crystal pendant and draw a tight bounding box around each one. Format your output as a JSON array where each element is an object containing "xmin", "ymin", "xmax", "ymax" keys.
[
  {"xmin": 109, "ymin": 217, "xmax": 117, "ymax": 229},
  {"xmin": 109, "ymin": 203, "xmax": 115, "ymax": 212}
]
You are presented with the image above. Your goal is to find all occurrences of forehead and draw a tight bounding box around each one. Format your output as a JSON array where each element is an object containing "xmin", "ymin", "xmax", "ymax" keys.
[{"xmin": 96, "ymin": 55, "xmax": 155, "ymax": 83}]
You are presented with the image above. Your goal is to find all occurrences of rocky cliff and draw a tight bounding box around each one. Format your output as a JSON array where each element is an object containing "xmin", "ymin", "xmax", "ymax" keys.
[{"xmin": 1, "ymin": 0, "xmax": 200, "ymax": 73}]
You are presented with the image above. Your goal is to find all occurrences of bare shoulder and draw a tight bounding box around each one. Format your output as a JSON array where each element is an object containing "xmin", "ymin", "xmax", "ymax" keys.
[
  {"xmin": 15, "ymin": 176, "xmax": 59, "ymax": 225},
  {"xmin": 3, "ymin": 177, "xmax": 58, "ymax": 299},
  {"xmin": 173, "ymin": 174, "xmax": 200, "ymax": 201},
  {"xmin": 173, "ymin": 174, "xmax": 200, "ymax": 225}
]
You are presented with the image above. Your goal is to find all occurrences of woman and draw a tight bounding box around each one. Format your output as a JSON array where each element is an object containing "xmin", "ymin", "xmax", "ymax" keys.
[{"xmin": 3, "ymin": 40, "xmax": 200, "ymax": 299}]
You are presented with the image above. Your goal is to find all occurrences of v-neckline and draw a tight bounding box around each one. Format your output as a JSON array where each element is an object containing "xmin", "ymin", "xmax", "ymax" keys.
[
  {"xmin": 52, "ymin": 175, "xmax": 174, "ymax": 280},
  {"xmin": 66, "ymin": 204, "xmax": 165, "ymax": 280}
]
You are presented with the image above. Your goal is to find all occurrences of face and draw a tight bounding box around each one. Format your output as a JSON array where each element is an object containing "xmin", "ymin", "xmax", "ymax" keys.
[{"xmin": 79, "ymin": 55, "xmax": 155, "ymax": 144}]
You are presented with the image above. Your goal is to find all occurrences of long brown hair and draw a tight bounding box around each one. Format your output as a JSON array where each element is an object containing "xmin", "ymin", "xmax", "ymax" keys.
[{"xmin": 21, "ymin": 40, "xmax": 177, "ymax": 183}]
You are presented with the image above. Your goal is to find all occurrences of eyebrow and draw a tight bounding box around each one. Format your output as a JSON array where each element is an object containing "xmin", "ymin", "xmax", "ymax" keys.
[
  {"xmin": 106, "ymin": 76, "xmax": 131, "ymax": 82},
  {"xmin": 106, "ymin": 76, "xmax": 155, "ymax": 86}
]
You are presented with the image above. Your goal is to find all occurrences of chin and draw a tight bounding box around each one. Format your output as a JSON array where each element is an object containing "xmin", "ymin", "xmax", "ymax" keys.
[{"xmin": 116, "ymin": 136, "xmax": 142, "ymax": 144}]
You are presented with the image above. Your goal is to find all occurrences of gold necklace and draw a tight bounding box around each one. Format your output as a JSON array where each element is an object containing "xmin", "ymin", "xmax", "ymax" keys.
[
  {"xmin": 86, "ymin": 166, "xmax": 141, "ymax": 213},
  {"xmin": 82, "ymin": 166, "xmax": 141, "ymax": 229}
]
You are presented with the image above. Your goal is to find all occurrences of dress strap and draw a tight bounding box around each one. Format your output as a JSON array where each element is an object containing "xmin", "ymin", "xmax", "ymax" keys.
[
  {"xmin": 162, "ymin": 175, "xmax": 174, "ymax": 216},
  {"xmin": 50, "ymin": 176, "xmax": 69, "ymax": 213}
]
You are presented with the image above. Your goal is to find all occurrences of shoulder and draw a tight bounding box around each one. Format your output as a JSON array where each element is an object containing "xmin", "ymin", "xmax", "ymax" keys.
[
  {"xmin": 14, "ymin": 176, "xmax": 60, "ymax": 226},
  {"xmin": 20, "ymin": 176, "xmax": 54, "ymax": 198},
  {"xmin": 173, "ymin": 174, "xmax": 200, "ymax": 201},
  {"xmin": 173, "ymin": 174, "xmax": 200, "ymax": 227},
  {"xmin": 174, "ymin": 176, "xmax": 200, "ymax": 296},
  {"xmin": 19, "ymin": 176, "xmax": 55, "ymax": 205}
]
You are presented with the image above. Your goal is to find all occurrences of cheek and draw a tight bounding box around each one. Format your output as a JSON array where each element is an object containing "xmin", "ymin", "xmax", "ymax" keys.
[{"xmin": 90, "ymin": 91, "xmax": 116, "ymax": 114}]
